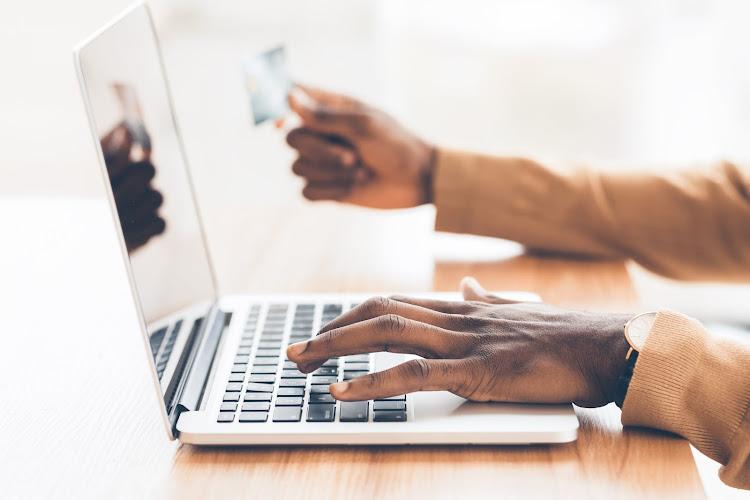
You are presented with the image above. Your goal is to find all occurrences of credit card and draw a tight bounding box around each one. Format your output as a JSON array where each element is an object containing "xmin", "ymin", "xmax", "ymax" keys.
[{"xmin": 243, "ymin": 46, "xmax": 292, "ymax": 125}]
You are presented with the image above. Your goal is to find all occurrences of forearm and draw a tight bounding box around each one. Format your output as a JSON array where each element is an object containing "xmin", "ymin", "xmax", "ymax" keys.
[
  {"xmin": 621, "ymin": 311, "xmax": 750, "ymax": 489},
  {"xmin": 433, "ymin": 149, "xmax": 750, "ymax": 280}
]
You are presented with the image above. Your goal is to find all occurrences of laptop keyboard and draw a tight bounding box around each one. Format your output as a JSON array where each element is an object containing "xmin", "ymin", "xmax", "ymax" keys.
[{"xmin": 217, "ymin": 302, "xmax": 408, "ymax": 424}]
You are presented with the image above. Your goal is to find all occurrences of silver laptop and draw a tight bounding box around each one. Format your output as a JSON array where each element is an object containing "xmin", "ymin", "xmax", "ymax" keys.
[{"xmin": 73, "ymin": 2, "xmax": 578, "ymax": 445}]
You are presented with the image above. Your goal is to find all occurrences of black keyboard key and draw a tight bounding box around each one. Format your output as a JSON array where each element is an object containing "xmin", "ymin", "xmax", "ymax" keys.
[
  {"xmin": 231, "ymin": 364, "xmax": 248, "ymax": 373},
  {"xmin": 241, "ymin": 402, "xmax": 271, "ymax": 412},
  {"xmin": 273, "ymin": 406, "xmax": 302, "ymax": 422},
  {"xmin": 340, "ymin": 401, "xmax": 369, "ymax": 422},
  {"xmin": 344, "ymin": 362, "xmax": 369, "ymax": 371},
  {"xmin": 225, "ymin": 383, "xmax": 243, "ymax": 392},
  {"xmin": 275, "ymin": 396, "xmax": 303, "ymax": 406},
  {"xmin": 311, "ymin": 376, "xmax": 338, "ymax": 384},
  {"xmin": 228, "ymin": 373, "xmax": 244, "ymax": 383},
  {"xmin": 313, "ymin": 367, "xmax": 338, "ymax": 376},
  {"xmin": 310, "ymin": 385, "xmax": 330, "ymax": 394},
  {"xmin": 239, "ymin": 411, "xmax": 268, "ymax": 422},
  {"xmin": 343, "ymin": 371, "xmax": 369, "ymax": 380},
  {"xmin": 307, "ymin": 404, "xmax": 336, "ymax": 422},
  {"xmin": 220, "ymin": 402, "xmax": 238, "ymax": 412},
  {"xmin": 217, "ymin": 411, "xmax": 235, "ymax": 423},
  {"xmin": 246, "ymin": 382, "xmax": 274, "ymax": 393},
  {"xmin": 308, "ymin": 393, "xmax": 335, "ymax": 404},
  {"xmin": 248, "ymin": 375, "xmax": 276, "ymax": 383},
  {"xmin": 251, "ymin": 366, "xmax": 277, "ymax": 374},
  {"xmin": 223, "ymin": 392, "xmax": 240, "ymax": 402},
  {"xmin": 244, "ymin": 393, "xmax": 272, "ymax": 402},
  {"xmin": 373, "ymin": 410, "xmax": 407, "ymax": 422},
  {"xmin": 279, "ymin": 379, "xmax": 306, "ymax": 388},
  {"xmin": 149, "ymin": 326, "xmax": 168, "ymax": 358},
  {"xmin": 281, "ymin": 369, "xmax": 307, "ymax": 378},
  {"xmin": 373, "ymin": 401, "xmax": 406, "ymax": 411},
  {"xmin": 277, "ymin": 387, "xmax": 304, "ymax": 397},
  {"xmin": 253, "ymin": 357, "xmax": 279, "ymax": 366},
  {"xmin": 375, "ymin": 395, "xmax": 406, "ymax": 401}
]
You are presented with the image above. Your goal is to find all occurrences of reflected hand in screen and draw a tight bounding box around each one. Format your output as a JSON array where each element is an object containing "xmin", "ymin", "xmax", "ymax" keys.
[
  {"xmin": 286, "ymin": 86, "xmax": 435, "ymax": 209},
  {"xmin": 100, "ymin": 123, "xmax": 166, "ymax": 252},
  {"xmin": 288, "ymin": 277, "xmax": 632, "ymax": 407}
]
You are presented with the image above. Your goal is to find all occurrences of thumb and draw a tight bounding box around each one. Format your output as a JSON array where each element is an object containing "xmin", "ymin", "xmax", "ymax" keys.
[
  {"xmin": 460, "ymin": 276, "xmax": 520, "ymax": 305},
  {"xmin": 288, "ymin": 86, "xmax": 370, "ymax": 138}
]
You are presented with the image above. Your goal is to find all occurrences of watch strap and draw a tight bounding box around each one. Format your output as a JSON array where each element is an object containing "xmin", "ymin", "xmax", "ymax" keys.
[{"xmin": 614, "ymin": 350, "xmax": 638, "ymax": 408}]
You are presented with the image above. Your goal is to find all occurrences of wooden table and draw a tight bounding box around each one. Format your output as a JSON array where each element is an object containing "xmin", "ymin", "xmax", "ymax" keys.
[{"xmin": 0, "ymin": 197, "xmax": 705, "ymax": 499}]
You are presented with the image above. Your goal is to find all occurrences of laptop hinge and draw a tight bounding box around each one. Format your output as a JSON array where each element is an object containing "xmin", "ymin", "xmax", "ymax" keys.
[{"xmin": 167, "ymin": 305, "xmax": 231, "ymax": 435}]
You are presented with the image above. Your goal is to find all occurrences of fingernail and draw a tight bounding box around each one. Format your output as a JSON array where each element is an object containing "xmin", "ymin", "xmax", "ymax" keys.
[
  {"xmin": 287, "ymin": 341, "xmax": 308, "ymax": 358},
  {"xmin": 331, "ymin": 381, "xmax": 349, "ymax": 394}
]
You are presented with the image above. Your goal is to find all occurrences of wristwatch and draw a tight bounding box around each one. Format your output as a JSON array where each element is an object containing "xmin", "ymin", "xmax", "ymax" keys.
[{"xmin": 615, "ymin": 311, "xmax": 658, "ymax": 408}]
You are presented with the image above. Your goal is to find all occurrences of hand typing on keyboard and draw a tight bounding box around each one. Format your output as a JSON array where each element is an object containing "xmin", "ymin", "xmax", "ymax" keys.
[{"xmin": 287, "ymin": 277, "xmax": 633, "ymax": 408}]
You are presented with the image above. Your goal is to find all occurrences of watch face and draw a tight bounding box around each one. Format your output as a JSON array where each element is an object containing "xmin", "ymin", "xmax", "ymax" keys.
[{"xmin": 625, "ymin": 312, "xmax": 657, "ymax": 352}]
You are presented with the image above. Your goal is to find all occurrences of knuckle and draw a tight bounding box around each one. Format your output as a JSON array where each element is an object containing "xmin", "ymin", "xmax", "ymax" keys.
[
  {"xmin": 363, "ymin": 370, "xmax": 384, "ymax": 390},
  {"xmin": 315, "ymin": 329, "xmax": 338, "ymax": 354},
  {"xmin": 364, "ymin": 296, "xmax": 391, "ymax": 316},
  {"xmin": 454, "ymin": 314, "xmax": 487, "ymax": 333},
  {"xmin": 378, "ymin": 313, "xmax": 407, "ymax": 334},
  {"xmin": 405, "ymin": 359, "xmax": 431, "ymax": 382},
  {"xmin": 291, "ymin": 158, "xmax": 306, "ymax": 175},
  {"xmin": 285, "ymin": 129, "xmax": 302, "ymax": 147}
]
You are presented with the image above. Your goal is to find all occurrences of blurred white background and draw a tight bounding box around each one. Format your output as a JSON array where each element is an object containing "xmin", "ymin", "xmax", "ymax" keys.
[
  {"xmin": 5, "ymin": 0, "xmax": 750, "ymax": 289},
  {"xmin": 2, "ymin": 2, "xmax": 749, "ymax": 496},
  {"xmin": 4, "ymin": 0, "xmax": 750, "ymax": 197}
]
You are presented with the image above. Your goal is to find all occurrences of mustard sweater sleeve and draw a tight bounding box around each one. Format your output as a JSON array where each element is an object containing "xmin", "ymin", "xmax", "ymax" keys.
[
  {"xmin": 433, "ymin": 149, "xmax": 750, "ymax": 281},
  {"xmin": 622, "ymin": 311, "xmax": 750, "ymax": 489}
]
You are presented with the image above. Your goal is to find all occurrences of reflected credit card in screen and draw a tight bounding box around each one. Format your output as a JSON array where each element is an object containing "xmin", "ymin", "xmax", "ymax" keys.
[{"xmin": 243, "ymin": 46, "xmax": 292, "ymax": 125}]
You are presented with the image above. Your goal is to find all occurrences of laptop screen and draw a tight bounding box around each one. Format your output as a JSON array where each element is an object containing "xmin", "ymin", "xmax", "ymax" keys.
[{"xmin": 77, "ymin": 6, "xmax": 216, "ymax": 331}]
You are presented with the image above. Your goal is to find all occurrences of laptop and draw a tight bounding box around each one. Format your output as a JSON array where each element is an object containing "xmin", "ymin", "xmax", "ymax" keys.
[{"xmin": 73, "ymin": 2, "xmax": 579, "ymax": 445}]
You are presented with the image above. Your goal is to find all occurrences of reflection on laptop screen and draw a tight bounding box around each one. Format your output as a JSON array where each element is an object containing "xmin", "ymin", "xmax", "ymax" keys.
[{"xmin": 77, "ymin": 7, "xmax": 215, "ymax": 334}]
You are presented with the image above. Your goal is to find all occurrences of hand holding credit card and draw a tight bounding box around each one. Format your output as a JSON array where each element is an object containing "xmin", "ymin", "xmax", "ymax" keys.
[{"xmin": 243, "ymin": 46, "xmax": 292, "ymax": 125}]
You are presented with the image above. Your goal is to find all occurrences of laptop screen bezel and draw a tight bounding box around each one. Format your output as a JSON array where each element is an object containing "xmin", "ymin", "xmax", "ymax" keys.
[{"xmin": 73, "ymin": 2, "xmax": 219, "ymax": 440}]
